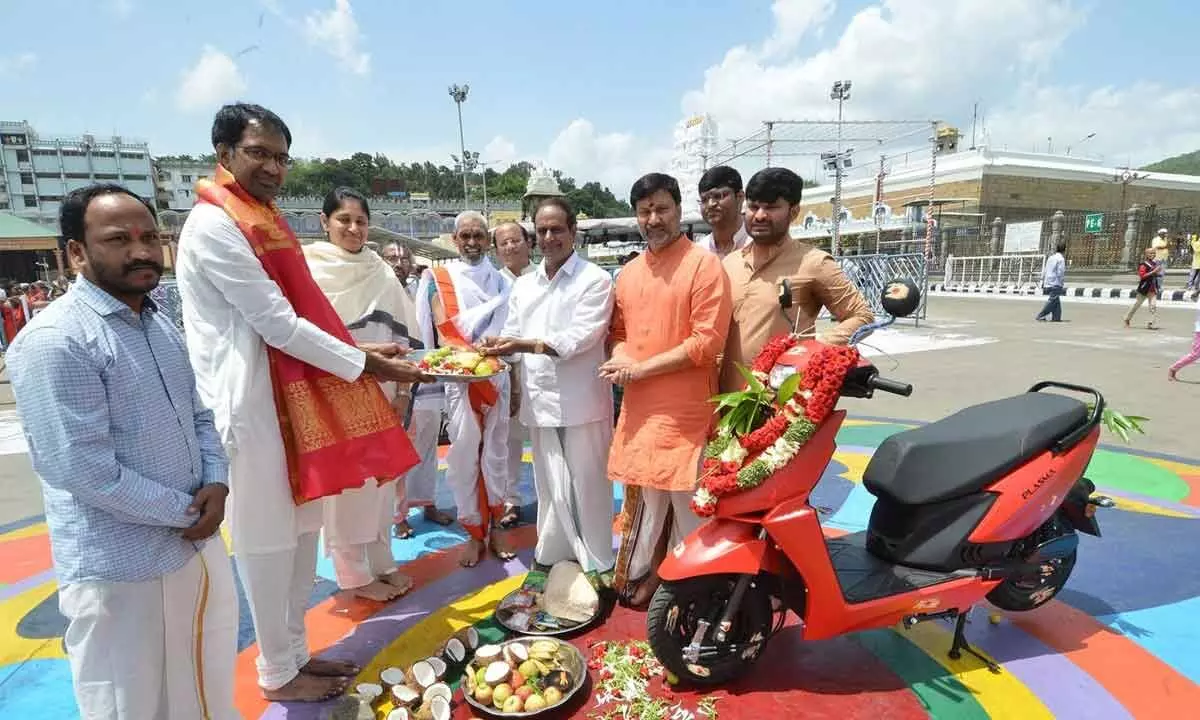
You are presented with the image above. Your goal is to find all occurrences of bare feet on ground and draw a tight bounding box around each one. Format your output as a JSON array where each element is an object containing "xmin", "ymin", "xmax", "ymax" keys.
[
  {"xmin": 424, "ymin": 506, "xmax": 455, "ymax": 526},
  {"xmin": 393, "ymin": 519, "xmax": 414, "ymax": 538},
  {"xmin": 460, "ymin": 538, "xmax": 485, "ymax": 567},
  {"xmin": 380, "ymin": 571, "xmax": 414, "ymax": 594},
  {"xmin": 628, "ymin": 576, "xmax": 659, "ymax": 608},
  {"xmin": 490, "ymin": 531, "xmax": 517, "ymax": 561},
  {"xmin": 343, "ymin": 579, "xmax": 406, "ymax": 602},
  {"xmin": 301, "ymin": 657, "xmax": 361, "ymax": 677},
  {"xmin": 262, "ymin": 673, "xmax": 349, "ymax": 703}
]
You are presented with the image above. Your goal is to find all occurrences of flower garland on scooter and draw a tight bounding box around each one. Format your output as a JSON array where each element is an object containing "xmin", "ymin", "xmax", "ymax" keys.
[{"xmin": 692, "ymin": 335, "xmax": 860, "ymax": 517}]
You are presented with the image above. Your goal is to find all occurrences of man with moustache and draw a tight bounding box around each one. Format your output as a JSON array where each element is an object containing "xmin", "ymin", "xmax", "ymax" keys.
[
  {"xmin": 480, "ymin": 199, "xmax": 616, "ymax": 587},
  {"xmin": 602, "ymin": 173, "xmax": 732, "ymax": 608},
  {"xmin": 382, "ymin": 241, "xmax": 417, "ymax": 294},
  {"xmin": 720, "ymin": 167, "xmax": 873, "ymax": 393},
  {"xmin": 8, "ymin": 184, "xmax": 239, "ymax": 718},
  {"xmin": 176, "ymin": 103, "xmax": 428, "ymax": 702},
  {"xmin": 414, "ymin": 211, "xmax": 518, "ymax": 567},
  {"xmin": 493, "ymin": 220, "xmax": 536, "ymax": 529},
  {"xmin": 694, "ymin": 166, "xmax": 750, "ymax": 258}
]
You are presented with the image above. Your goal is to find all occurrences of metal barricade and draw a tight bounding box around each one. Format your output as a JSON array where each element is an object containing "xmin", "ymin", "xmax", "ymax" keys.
[
  {"xmin": 150, "ymin": 278, "xmax": 185, "ymax": 332},
  {"xmin": 837, "ymin": 252, "xmax": 929, "ymax": 323},
  {"xmin": 942, "ymin": 254, "xmax": 1045, "ymax": 289}
]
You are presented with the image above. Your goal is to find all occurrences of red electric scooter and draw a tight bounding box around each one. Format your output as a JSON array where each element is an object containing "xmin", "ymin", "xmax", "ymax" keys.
[{"xmin": 647, "ymin": 279, "xmax": 1114, "ymax": 685}]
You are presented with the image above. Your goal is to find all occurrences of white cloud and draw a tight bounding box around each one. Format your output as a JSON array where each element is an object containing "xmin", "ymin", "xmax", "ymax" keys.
[
  {"xmin": 303, "ymin": 0, "xmax": 370, "ymax": 76},
  {"xmin": 0, "ymin": 52, "xmax": 36, "ymax": 73},
  {"xmin": 545, "ymin": 119, "xmax": 670, "ymax": 195},
  {"xmin": 176, "ymin": 46, "xmax": 248, "ymax": 113},
  {"xmin": 110, "ymin": 0, "xmax": 133, "ymax": 17},
  {"xmin": 675, "ymin": 0, "xmax": 1199, "ymax": 170},
  {"xmin": 483, "ymin": 136, "xmax": 518, "ymax": 166}
]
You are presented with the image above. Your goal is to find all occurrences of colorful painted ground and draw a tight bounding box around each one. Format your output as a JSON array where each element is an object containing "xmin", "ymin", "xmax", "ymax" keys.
[{"xmin": 2, "ymin": 417, "xmax": 1198, "ymax": 719}]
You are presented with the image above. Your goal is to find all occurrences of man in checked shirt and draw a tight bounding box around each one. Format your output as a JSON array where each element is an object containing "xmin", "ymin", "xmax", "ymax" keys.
[{"xmin": 8, "ymin": 184, "xmax": 238, "ymax": 719}]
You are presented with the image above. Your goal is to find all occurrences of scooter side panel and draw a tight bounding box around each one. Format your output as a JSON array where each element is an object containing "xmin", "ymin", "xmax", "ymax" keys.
[
  {"xmin": 715, "ymin": 411, "xmax": 846, "ymax": 518},
  {"xmin": 658, "ymin": 518, "xmax": 784, "ymax": 581},
  {"xmin": 968, "ymin": 426, "xmax": 1100, "ymax": 543}
]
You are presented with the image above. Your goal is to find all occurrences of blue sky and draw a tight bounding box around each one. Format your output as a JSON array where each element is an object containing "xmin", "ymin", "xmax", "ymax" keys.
[{"xmin": 2, "ymin": 0, "xmax": 1198, "ymax": 192}]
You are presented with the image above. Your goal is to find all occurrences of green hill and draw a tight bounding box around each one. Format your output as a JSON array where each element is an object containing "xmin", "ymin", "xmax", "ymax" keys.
[{"xmin": 1142, "ymin": 149, "xmax": 1200, "ymax": 175}]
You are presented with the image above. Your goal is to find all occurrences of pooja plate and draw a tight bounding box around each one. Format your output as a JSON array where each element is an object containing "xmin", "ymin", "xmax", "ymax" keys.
[
  {"xmin": 461, "ymin": 636, "xmax": 588, "ymax": 718},
  {"xmin": 493, "ymin": 586, "xmax": 603, "ymax": 637},
  {"xmin": 409, "ymin": 349, "xmax": 509, "ymax": 383}
]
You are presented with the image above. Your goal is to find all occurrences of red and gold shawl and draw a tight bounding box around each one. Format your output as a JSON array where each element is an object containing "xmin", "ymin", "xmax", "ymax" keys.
[{"xmin": 195, "ymin": 166, "xmax": 419, "ymax": 504}]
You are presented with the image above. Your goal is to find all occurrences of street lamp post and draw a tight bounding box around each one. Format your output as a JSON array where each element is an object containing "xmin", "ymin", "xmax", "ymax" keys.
[
  {"xmin": 448, "ymin": 84, "xmax": 470, "ymax": 210},
  {"xmin": 830, "ymin": 79, "xmax": 852, "ymax": 256}
]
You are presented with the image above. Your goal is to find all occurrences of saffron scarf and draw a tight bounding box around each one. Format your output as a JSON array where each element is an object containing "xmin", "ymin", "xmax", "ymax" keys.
[{"xmin": 194, "ymin": 166, "xmax": 419, "ymax": 504}]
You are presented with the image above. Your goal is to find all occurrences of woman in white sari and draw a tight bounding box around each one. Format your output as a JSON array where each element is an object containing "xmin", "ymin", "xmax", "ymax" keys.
[{"xmin": 305, "ymin": 187, "xmax": 418, "ymax": 602}]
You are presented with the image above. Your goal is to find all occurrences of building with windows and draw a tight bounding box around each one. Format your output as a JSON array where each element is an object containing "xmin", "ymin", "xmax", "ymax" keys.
[
  {"xmin": 153, "ymin": 159, "xmax": 214, "ymax": 211},
  {"xmin": 0, "ymin": 120, "xmax": 156, "ymax": 229}
]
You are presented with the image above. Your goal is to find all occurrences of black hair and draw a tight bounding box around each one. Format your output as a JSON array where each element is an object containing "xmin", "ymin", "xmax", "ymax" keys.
[
  {"xmin": 322, "ymin": 186, "xmax": 371, "ymax": 219},
  {"xmin": 620, "ymin": 251, "xmax": 640, "ymax": 266},
  {"xmin": 1056, "ymin": 240, "xmax": 1067, "ymax": 254},
  {"xmin": 745, "ymin": 167, "xmax": 805, "ymax": 205},
  {"xmin": 533, "ymin": 197, "xmax": 578, "ymax": 230},
  {"xmin": 630, "ymin": 173, "xmax": 681, "ymax": 208},
  {"xmin": 494, "ymin": 220, "xmax": 532, "ymax": 244},
  {"xmin": 698, "ymin": 165, "xmax": 743, "ymax": 194},
  {"xmin": 59, "ymin": 183, "xmax": 157, "ymax": 249},
  {"xmin": 211, "ymin": 102, "xmax": 293, "ymax": 150}
]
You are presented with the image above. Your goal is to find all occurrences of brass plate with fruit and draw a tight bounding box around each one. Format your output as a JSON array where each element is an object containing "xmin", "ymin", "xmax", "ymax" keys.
[
  {"xmin": 461, "ymin": 637, "xmax": 586, "ymax": 717},
  {"xmin": 413, "ymin": 348, "xmax": 508, "ymax": 383}
]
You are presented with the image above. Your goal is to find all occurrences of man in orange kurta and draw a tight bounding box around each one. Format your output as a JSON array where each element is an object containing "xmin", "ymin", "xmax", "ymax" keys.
[{"xmin": 602, "ymin": 173, "xmax": 732, "ymax": 608}]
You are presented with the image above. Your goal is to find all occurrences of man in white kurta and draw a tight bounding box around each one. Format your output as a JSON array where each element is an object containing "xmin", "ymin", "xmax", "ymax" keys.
[
  {"xmin": 305, "ymin": 211, "xmax": 421, "ymax": 602},
  {"xmin": 495, "ymin": 220, "xmax": 536, "ymax": 527},
  {"xmin": 176, "ymin": 104, "xmax": 427, "ymax": 702},
  {"xmin": 414, "ymin": 211, "xmax": 516, "ymax": 567},
  {"xmin": 481, "ymin": 200, "xmax": 616, "ymax": 585}
]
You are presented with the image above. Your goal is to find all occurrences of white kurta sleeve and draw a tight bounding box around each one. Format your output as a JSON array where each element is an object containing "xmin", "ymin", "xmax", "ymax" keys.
[
  {"xmin": 190, "ymin": 205, "xmax": 365, "ymax": 382},
  {"xmin": 544, "ymin": 270, "xmax": 613, "ymax": 361},
  {"xmin": 414, "ymin": 268, "xmax": 439, "ymax": 351}
]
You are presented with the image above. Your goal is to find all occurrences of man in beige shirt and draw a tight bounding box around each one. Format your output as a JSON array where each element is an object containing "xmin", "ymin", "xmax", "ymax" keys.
[{"xmin": 720, "ymin": 167, "xmax": 873, "ymax": 393}]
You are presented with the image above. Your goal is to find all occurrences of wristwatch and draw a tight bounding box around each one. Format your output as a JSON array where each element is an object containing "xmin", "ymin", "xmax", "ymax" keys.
[{"xmin": 533, "ymin": 340, "xmax": 545, "ymax": 354}]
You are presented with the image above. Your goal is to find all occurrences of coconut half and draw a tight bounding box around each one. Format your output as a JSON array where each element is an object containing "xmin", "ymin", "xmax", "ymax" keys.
[
  {"xmin": 380, "ymin": 667, "xmax": 406, "ymax": 687},
  {"xmin": 443, "ymin": 637, "xmax": 467, "ymax": 664},
  {"xmin": 406, "ymin": 660, "xmax": 438, "ymax": 690},
  {"xmin": 422, "ymin": 682, "xmax": 452, "ymax": 705},
  {"xmin": 474, "ymin": 644, "xmax": 503, "ymax": 664},
  {"xmin": 427, "ymin": 656, "xmax": 447, "ymax": 679},
  {"xmin": 355, "ymin": 683, "xmax": 383, "ymax": 702},
  {"xmin": 391, "ymin": 684, "xmax": 421, "ymax": 709},
  {"xmin": 483, "ymin": 660, "xmax": 512, "ymax": 687},
  {"xmin": 429, "ymin": 696, "xmax": 451, "ymax": 720},
  {"xmin": 458, "ymin": 626, "xmax": 480, "ymax": 650},
  {"xmin": 387, "ymin": 710, "xmax": 410, "ymax": 720},
  {"xmin": 503, "ymin": 642, "xmax": 529, "ymax": 666}
]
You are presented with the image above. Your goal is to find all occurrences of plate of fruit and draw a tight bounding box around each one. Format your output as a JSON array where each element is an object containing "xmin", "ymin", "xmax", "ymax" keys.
[
  {"xmin": 461, "ymin": 637, "xmax": 585, "ymax": 717},
  {"xmin": 413, "ymin": 347, "xmax": 507, "ymax": 382}
]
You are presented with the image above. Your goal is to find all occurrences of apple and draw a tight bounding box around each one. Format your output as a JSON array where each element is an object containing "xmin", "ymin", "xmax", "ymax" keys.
[
  {"xmin": 509, "ymin": 670, "xmax": 525, "ymax": 689},
  {"xmin": 515, "ymin": 686, "xmax": 534, "ymax": 702},
  {"xmin": 524, "ymin": 694, "xmax": 548, "ymax": 712},
  {"xmin": 502, "ymin": 695, "xmax": 524, "ymax": 714},
  {"xmin": 518, "ymin": 660, "xmax": 540, "ymax": 679},
  {"xmin": 474, "ymin": 686, "xmax": 494, "ymax": 706},
  {"xmin": 543, "ymin": 687, "xmax": 563, "ymax": 706},
  {"xmin": 475, "ymin": 667, "xmax": 488, "ymax": 686},
  {"xmin": 492, "ymin": 683, "xmax": 513, "ymax": 708}
]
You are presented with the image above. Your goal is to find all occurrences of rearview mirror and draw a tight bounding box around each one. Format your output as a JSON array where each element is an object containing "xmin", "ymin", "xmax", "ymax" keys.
[{"xmin": 881, "ymin": 278, "xmax": 921, "ymax": 318}]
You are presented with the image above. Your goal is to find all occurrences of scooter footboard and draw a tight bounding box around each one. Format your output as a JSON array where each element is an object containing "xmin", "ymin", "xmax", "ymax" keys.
[{"xmin": 658, "ymin": 518, "xmax": 783, "ymax": 581}]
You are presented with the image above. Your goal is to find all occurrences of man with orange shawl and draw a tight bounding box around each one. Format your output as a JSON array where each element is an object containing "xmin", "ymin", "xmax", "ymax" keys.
[
  {"xmin": 176, "ymin": 103, "xmax": 428, "ymax": 703},
  {"xmin": 602, "ymin": 173, "xmax": 732, "ymax": 608}
]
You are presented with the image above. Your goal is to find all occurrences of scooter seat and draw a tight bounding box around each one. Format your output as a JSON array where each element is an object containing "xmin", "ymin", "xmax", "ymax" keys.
[{"xmin": 863, "ymin": 392, "xmax": 1088, "ymax": 506}]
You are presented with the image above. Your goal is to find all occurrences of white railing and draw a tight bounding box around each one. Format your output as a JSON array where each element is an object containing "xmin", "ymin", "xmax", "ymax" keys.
[{"xmin": 943, "ymin": 253, "xmax": 1045, "ymax": 288}]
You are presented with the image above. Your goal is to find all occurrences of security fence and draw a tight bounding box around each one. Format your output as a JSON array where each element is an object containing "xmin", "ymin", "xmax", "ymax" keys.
[
  {"xmin": 150, "ymin": 279, "xmax": 184, "ymax": 332},
  {"xmin": 943, "ymin": 254, "xmax": 1045, "ymax": 289},
  {"xmin": 837, "ymin": 252, "xmax": 929, "ymax": 323}
]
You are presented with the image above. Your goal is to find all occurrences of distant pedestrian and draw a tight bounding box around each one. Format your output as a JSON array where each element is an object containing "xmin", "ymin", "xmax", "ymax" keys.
[
  {"xmin": 1152, "ymin": 228, "xmax": 1170, "ymax": 298},
  {"xmin": 1168, "ymin": 302, "xmax": 1200, "ymax": 381},
  {"xmin": 1125, "ymin": 247, "xmax": 1163, "ymax": 329},
  {"xmin": 1036, "ymin": 240, "xmax": 1068, "ymax": 322},
  {"xmin": 1186, "ymin": 233, "xmax": 1200, "ymax": 300}
]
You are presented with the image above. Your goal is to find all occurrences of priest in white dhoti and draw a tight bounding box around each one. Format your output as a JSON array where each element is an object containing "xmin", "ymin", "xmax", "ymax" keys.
[
  {"xmin": 305, "ymin": 187, "xmax": 421, "ymax": 603},
  {"xmin": 176, "ymin": 103, "xmax": 428, "ymax": 703},
  {"xmin": 414, "ymin": 210, "xmax": 517, "ymax": 567},
  {"xmin": 495, "ymin": 220, "xmax": 536, "ymax": 528},
  {"xmin": 480, "ymin": 198, "xmax": 616, "ymax": 588}
]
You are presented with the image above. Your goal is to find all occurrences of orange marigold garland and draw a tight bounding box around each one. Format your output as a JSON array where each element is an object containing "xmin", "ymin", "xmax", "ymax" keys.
[{"xmin": 693, "ymin": 338, "xmax": 860, "ymax": 516}]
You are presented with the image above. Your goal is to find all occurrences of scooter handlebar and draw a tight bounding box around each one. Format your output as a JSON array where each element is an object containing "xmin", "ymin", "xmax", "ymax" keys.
[{"xmin": 868, "ymin": 375, "xmax": 913, "ymax": 397}]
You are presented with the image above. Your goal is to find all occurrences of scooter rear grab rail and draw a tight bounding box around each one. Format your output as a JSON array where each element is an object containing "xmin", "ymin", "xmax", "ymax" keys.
[{"xmin": 1027, "ymin": 380, "xmax": 1105, "ymax": 453}]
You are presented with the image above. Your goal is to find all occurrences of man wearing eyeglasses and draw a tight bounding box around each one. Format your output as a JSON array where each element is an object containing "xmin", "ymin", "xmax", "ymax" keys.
[
  {"xmin": 695, "ymin": 166, "xmax": 750, "ymax": 258},
  {"xmin": 176, "ymin": 103, "xmax": 428, "ymax": 703}
]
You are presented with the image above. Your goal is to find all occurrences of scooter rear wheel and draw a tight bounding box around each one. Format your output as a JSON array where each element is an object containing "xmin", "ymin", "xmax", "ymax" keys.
[
  {"xmin": 986, "ymin": 549, "xmax": 1077, "ymax": 611},
  {"xmin": 647, "ymin": 574, "xmax": 773, "ymax": 686}
]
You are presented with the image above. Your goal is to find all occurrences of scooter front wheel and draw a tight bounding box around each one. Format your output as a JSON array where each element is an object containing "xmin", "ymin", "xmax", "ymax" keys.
[{"xmin": 647, "ymin": 574, "xmax": 773, "ymax": 686}]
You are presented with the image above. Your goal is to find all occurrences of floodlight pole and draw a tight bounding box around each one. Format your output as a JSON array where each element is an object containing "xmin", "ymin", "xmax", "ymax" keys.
[
  {"xmin": 830, "ymin": 80, "xmax": 851, "ymax": 256},
  {"xmin": 449, "ymin": 84, "xmax": 470, "ymax": 210}
]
